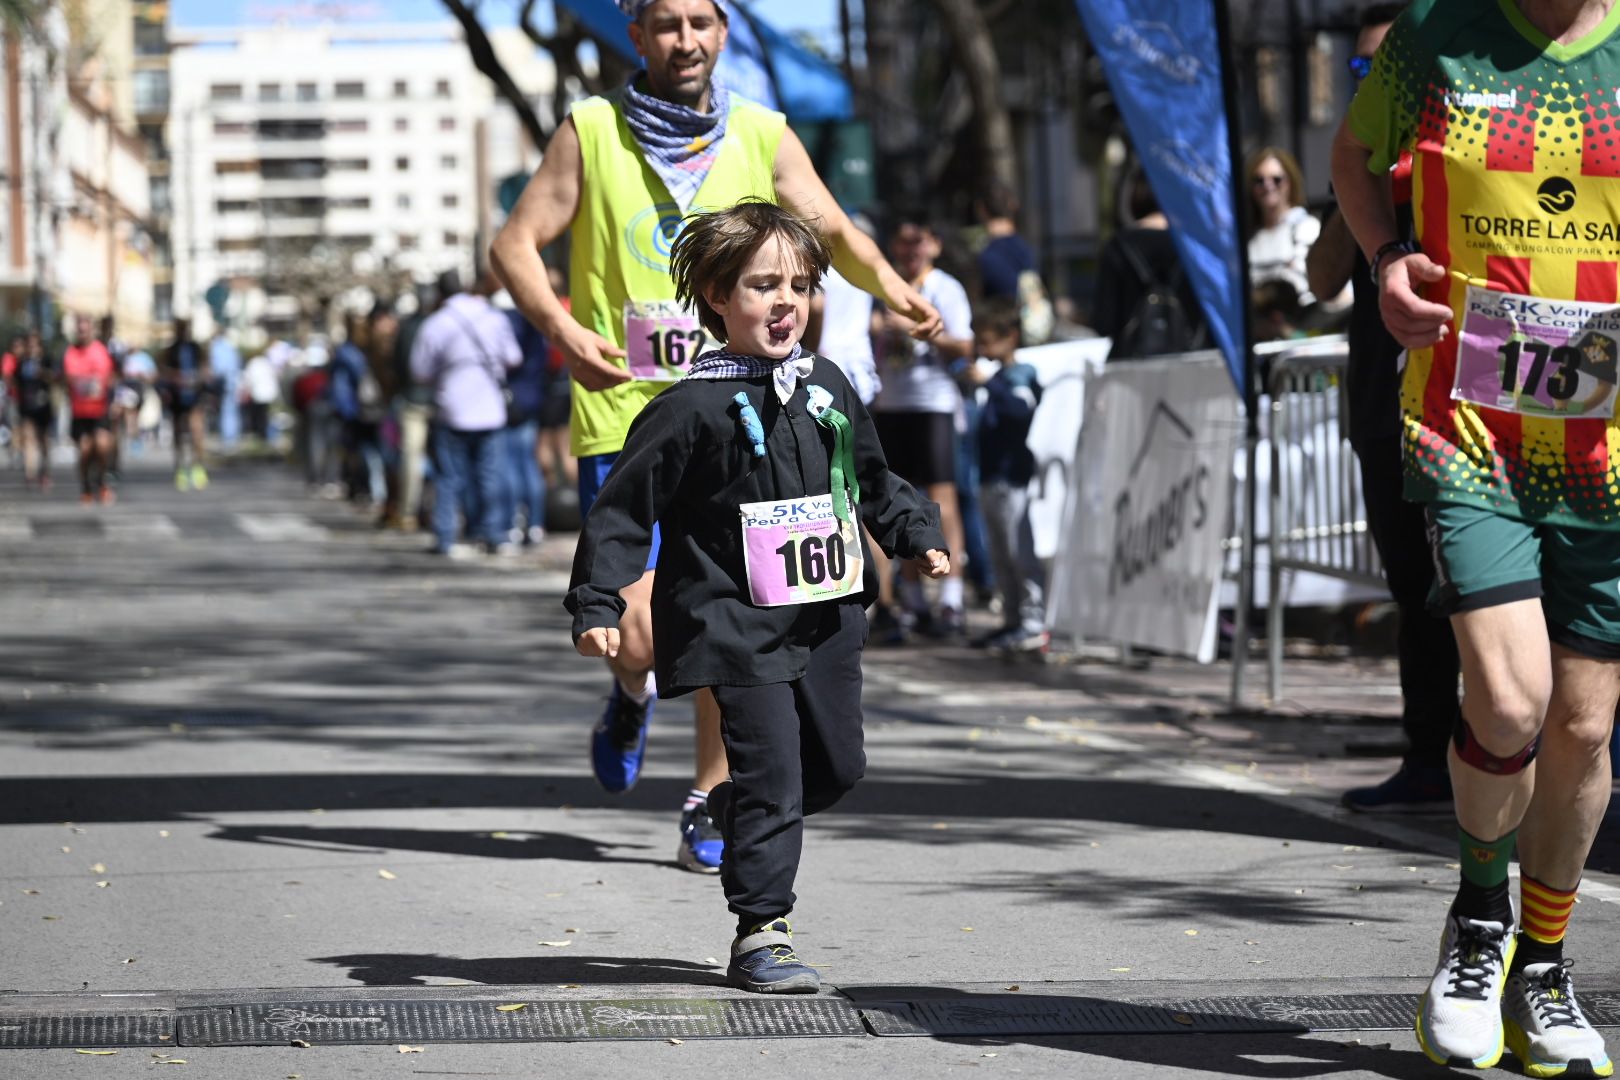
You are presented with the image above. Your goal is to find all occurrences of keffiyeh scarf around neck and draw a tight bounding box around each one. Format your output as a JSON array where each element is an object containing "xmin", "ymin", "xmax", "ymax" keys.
[
  {"xmin": 685, "ymin": 342, "xmax": 811, "ymax": 404},
  {"xmin": 621, "ymin": 76, "xmax": 730, "ymax": 214}
]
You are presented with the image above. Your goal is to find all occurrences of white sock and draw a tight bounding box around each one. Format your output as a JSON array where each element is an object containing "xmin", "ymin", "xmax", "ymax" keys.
[
  {"xmin": 940, "ymin": 576, "xmax": 964, "ymax": 611},
  {"xmin": 623, "ymin": 671, "xmax": 656, "ymax": 704},
  {"xmin": 682, "ymin": 787, "xmax": 708, "ymax": 812}
]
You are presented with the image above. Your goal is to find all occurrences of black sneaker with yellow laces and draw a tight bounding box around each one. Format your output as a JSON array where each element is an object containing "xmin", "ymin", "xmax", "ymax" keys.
[{"xmin": 727, "ymin": 917, "xmax": 820, "ymax": 994}]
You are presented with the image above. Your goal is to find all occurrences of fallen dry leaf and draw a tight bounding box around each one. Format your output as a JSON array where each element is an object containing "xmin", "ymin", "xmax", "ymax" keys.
[
  {"xmin": 95, "ymin": 881, "xmax": 110, "ymax": 889},
  {"xmin": 564, "ymin": 928, "xmax": 580, "ymax": 934},
  {"xmin": 495, "ymin": 1004, "xmax": 527, "ymax": 1012},
  {"xmin": 960, "ymin": 927, "xmax": 974, "ymax": 932},
  {"xmin": 1110, "ymin": 967, "xmax": 1131, "ymax": 972},
  {"xmin": 91, "ymin": 863, "xmax": 106, "ymax": 874},
  {"xmin": 290, "ymin": 1039, "xmax": 311, "ymax": 1048},
  {"xmin": 121, "ymin": 958, "xmax": 136, "ymax": 965},
  {"xmin": 1004, "ymin": 985, "xmax": 1021, "ymax": 992},
  {"xmin": 983, "ymin": 1052, "xmax": 999, "ymax": 1058},
  {"xmin": 703, "ymin": 957, "xmax": 720, "ymax": 966},
  {"xmin": 1244, "ymin": 940, "xmax": 1260, "ymax": 946},
  {"xmin": 42, "ymin": 915, "xmax": 60, "ymax": 921},
  {"xmin": 158, "ymin": 831, "xmax": 170, "ymax": 839},
  {"xmin": 558, "ymin": 984, "xmax": 582, "ymax": 989},
  {"xmin": 1172, "ymin": 1014, "xmax": 1194, "ymax": 1026},
  {"xmin": 667, "ymin": 1038, "xmax": 684, "ymax": 1046},
  {"xmin": 75, "ymin": 1049, "xmax": 118, "ymax": 1055},
  {"xmin": 490, "ymin": 831, "xmax": 513, "ymax": 839},
  {"xmin": 377, "ymin": 869, "xmax": 397, "ymax": 880},
  {"xmin": 538, "ymin": 940, "xmax": 572, "ymax": 948},
  {"xmin": 1184, "ymin": 929, "xmax": 1199, "ymax": 936},
  {"xmin": 21, "ymin": 889, "xmax": 39, "ymax": 895},
  {"xmin": 396, "ymin": 1045, "xmax": 424, "ymax": 1054},
  {"xmin": 150, "ymin": 1058, "xmax": 187, "ymax": 1065},
  {"xmin": 1247, "ymin": 959, "xmax": 1270, "ymax": 965},
  {"xmin": 60, "ymin": 846, "xmax": 71, "ymax": 854}
]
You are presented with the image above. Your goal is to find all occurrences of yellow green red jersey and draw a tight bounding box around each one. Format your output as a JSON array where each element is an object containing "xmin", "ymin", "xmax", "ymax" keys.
[{"xmin": 1350, "ymin": 0, "xmax": 1620, "ymax": 526}]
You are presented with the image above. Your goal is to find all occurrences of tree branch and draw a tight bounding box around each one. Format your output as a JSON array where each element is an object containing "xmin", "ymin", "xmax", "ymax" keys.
[{"xmin": 441, "ymin": 0, "xmax": 549, "ymax": 149}]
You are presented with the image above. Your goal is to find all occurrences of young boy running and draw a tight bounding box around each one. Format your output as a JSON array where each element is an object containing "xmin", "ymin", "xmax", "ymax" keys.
[{"xmin": 566, "ymin": 201, "xmax": 949, "ymax": 993}]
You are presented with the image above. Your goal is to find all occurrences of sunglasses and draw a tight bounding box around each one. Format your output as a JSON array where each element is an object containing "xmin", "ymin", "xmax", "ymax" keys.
[
  {"xmin": 1252, "ymin": 175, "xmax": 1288, "ymax": 188},
  {"xmin": 1348, "ymin": 54, "xmax": 1374, "ymax": 81}
]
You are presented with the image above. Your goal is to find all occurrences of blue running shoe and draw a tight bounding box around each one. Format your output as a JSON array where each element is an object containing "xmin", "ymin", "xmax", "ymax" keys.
[
  {"xmin": 590, "ymin": 681, "xmax": 653, "ymax": 793},
  {"xmin": 727, "ymin": 918, "xmax": 820, "ymax": 994},
  {"xmin": 677, "ymin": 802, "xmax": 723, "ymax": 874}
]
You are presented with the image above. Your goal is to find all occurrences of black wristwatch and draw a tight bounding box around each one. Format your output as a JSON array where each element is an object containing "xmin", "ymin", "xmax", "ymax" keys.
[{"xmin": 1370, "ymin": 239, "xmax": 1419, "ymax": 286}]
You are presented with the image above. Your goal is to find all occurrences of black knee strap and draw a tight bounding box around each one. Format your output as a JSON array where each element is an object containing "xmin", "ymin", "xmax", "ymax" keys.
[{"xmin": 1453, "ymin": 717, "xmax": 1540, "ymax": 775}]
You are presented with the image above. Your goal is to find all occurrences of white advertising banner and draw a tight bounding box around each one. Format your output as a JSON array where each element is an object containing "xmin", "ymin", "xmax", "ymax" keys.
[
  {"xmin": 1049, "ymin": 355, "xmax": 1242, "ymax": 663},
  {"xmin": 1014, "ymin": 338, "xmax": 1109, "ymax": 559}
]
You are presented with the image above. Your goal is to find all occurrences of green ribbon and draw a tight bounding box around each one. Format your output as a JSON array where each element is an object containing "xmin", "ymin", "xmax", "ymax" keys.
[{"xmin": 815, "ymin": 407, "xmax": 861, "ymax": 525}]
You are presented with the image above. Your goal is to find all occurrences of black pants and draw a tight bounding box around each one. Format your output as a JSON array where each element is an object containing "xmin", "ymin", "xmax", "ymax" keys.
[
  {"xmin": 708, "ymin": 603, "xmax": 868, "ymax": 925},
  {"xmin": 1355, "ymin": 432, "xmax": 1461, "ymax": 768}
]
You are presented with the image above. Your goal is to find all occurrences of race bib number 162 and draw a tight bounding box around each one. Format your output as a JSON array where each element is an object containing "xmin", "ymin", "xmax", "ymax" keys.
[
  {"xmin": 624, "ymin": 300, "xmax": 712, "ymax": 381},
  {"xmin": 1453, "ymin": 285, "xmax": 1620, "ymax": 420}
]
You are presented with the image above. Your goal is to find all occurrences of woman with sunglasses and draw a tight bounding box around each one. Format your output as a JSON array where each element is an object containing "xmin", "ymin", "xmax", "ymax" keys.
[{"xmin": 1246, "ymin": 146, "xmax": 1320, "ymax": 303}]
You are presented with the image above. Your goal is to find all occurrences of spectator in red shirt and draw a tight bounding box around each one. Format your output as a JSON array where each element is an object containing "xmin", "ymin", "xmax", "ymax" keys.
[{"xmin": 62, "ymin": 314, "xmax": 117, "ymax": 504}]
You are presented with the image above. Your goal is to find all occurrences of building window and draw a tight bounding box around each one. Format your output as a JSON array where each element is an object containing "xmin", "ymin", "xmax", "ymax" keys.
[
  {"xmin": 395, "ymin": 156, "xmax": 410, "ymax": 172},
  {"xmin": 214, "ymin": 160, "xmax": 257, "ymax": 175},
  {"xmin": 258, "ymin": 83, "xmax": 282, "ymax": 102},
  {"xmin": 438, "ymin": 116, "xmax": 456, "ymax": 132},
  {"xmin": 329, "ymin": 158, "xmax": 369, "ymax": 172},
  {"xmin": 218, "ymin": 238, "xmax": 259, "ymax": 252},
  {"xmin": 212, "ymin": 120, "xmax": 252, "ymax": 136},
  {"xmin": 215, "ymin": 199, "xmax": 255, "ymax": 213},
  {"xmin": 334, "ymin": 81, "xmax": 365, "ymax": 100},
  {"xmin": 394, "ymin": 117, "xmax": 409, "ymax": 133},
  {"xmin": 296, "ymin": 82, "xmax": 318, "ymax": 102},
  {"xmin": 393, "ymin": 79, "xmax": 408, "ymax": 98},
  {"xmin": 434, "ymin": 79, "xmax": 451, "ymax": 98},
  {"xmin": 441, "ymin": 194, "xmax": 458, "ymax": 209},
  {"xmin": 209, "ymin": 83, "xmax": 243, "ymax": 102},
  {"xmin": 439, "ymin": 154, "xmax": 458, "ymax": 170},
  {"xmin": 134, "ymin": 20, "xmax": 167, "ymax": 57},
  {"xmin": 329, "ymin": 196, "xmax": 371, "ymax": 210},
  {"xmin": 443, "ymin": 231, "xmax": 460, "ymax": 247},
  {"xmin": 397, "ymin": 194, "xmax": 411, "ymax": 210},
  {"xmin": 134, "ymin": 70, "xmax": 169, "ymax": 112},
  {"xmin": 329, "ymin": 118, "xmax": 368, "ymax": 133},
  {"xmin": 398, "ymin": 234, "xmax": 417, "ymax": 250}
]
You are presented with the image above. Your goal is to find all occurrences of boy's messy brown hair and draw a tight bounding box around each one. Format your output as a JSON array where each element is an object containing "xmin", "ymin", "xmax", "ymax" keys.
[{"xmin": 670, "ymin": 198, "xmax": 833, "ymax": 342}]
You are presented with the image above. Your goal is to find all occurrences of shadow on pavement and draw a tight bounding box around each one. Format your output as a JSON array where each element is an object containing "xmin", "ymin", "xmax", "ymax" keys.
[
  {"xmin": 313, "ymin": 951, "xmax": 727, "ymax": 988},
  {"xmin": 207, "ymin": 824, "xmax": 664, "ymax": 865}
]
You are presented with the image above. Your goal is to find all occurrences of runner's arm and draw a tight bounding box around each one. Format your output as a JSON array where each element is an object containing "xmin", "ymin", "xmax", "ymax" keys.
[
  {"xmin": 490, "ymin": 117, "xmax": 630, "ymax": 391},
  {"xmin": 772, "ymin": 128, "xmax": 943, "ymax": 340},
  {"xmin": 1330, "ymin": 119, "xmax": 1452, "ymax": 349},
  {"xmin": 1305, "ymin": 208, "xmax": 1357, "ymax": 304}
]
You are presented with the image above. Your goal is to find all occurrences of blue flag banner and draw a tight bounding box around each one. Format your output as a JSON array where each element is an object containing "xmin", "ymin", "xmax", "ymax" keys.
[{"xmin": 1072, "ymin": 2, "xmax": 1248, "ymax": 395}]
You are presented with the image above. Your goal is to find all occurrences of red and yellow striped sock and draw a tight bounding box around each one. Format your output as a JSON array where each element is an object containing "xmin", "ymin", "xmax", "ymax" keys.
[{"xmin": 1518, "ymin": 875, "xmax": 1577, "ymax": 966}]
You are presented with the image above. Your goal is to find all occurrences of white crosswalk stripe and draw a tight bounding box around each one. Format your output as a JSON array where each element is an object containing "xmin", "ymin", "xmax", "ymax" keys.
[
  {"xmin": 232, "ymin": 512, "xmax": 330, "ymax": 542},
  {"xmin": 102, "ymin": 513, "xmax": 182, "ymax": 540}
]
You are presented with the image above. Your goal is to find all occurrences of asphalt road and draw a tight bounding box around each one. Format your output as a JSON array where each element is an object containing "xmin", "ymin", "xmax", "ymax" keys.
[{"xmin": 2, "ymin": 452, "xmax": 1618, "ymax": 1079}]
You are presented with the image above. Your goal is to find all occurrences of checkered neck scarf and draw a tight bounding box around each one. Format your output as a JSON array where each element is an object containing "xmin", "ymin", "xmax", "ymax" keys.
[
  {"xmin": 620, "ymin": 75, "xmax": 730, "ymax": 214},
  {"xmin": 686, "ymin": 343, "xmax": 812, "ymax": 404}
]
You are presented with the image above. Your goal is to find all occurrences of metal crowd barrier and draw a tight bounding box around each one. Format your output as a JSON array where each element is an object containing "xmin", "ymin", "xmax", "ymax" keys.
[{"xmin": 1263, "ymin": 340, "xmax": 1386, "ymax": 704}]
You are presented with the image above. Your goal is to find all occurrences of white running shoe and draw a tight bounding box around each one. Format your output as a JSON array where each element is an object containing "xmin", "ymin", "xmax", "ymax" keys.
[
  {"xmin": 1415, "ymin": 914, "xmax": 1517, "ymax": 1068},
  {"xmin": 1504, "ymin": 960, "xmax": 1614, "ymax": 1078}
]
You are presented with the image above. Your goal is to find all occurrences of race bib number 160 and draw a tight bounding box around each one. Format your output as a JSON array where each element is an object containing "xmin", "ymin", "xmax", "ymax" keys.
[
  {"xmin": 624, "ymin": 300, "xmax": 712, "ymax": 381},
  {"xmin": 739, "ymin": 494, "xmax": 863, "ymax": 608},
  {"xmin": 1453, "ymin": 285, "xmax": 1620, "ymax": 420}
]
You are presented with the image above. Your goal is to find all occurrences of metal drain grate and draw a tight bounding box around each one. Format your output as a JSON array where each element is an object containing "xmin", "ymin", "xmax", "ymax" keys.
[
  {"xmin": 860, "ymin": 997, "xmax": 1294, "ymax": 1037},
  {"xmin": 179, "ymin": 996, "xmax": 869, "ymax": 1045},
  {"xmin": 0, "ymin": 1013, "xmax": 174, "ymax": 1049},
  {"xmin": 860, "ymin": 990, "xmax": 1620, "ymax": 1038}
]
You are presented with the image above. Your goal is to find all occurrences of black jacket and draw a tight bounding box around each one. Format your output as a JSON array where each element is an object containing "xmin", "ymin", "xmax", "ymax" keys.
[{"xmin": 566, "ymin": 356, "xmax": 945, "ymax": 694}]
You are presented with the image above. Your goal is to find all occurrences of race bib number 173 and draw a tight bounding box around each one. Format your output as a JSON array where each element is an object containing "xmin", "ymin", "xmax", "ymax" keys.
[{"xmin": 1453, "ymin": 285, "xmax": 1620, "ymax": 420}]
